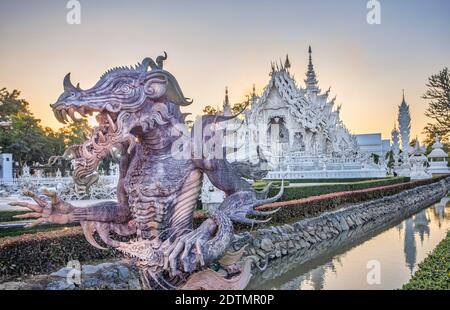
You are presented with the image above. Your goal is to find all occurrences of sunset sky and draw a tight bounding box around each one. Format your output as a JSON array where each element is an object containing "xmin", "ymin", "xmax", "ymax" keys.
[{"xmin": 0, "ymin": 0, "xmax": 449, "ymax": 141}]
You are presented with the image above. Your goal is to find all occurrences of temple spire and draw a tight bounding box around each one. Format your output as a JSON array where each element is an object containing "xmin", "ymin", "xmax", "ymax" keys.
[
  {"xmin": 222, "ymin": 86, "xmax": 232, "ymax": 116},
  {"xmin": 284, "ymin": 54, "xmax": 291, "ymax": 70},
  {"xmin": 305, "ymin": 46, "xmax": 319, "ymax": 93}
]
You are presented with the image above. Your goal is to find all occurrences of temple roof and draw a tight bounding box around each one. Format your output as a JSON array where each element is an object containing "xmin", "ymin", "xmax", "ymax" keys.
[
  {"xmin": 248, "ymin": 47, "xmax": 358, "ymax": 152},
  {"xmin": 252, "ymin": 48, "xmax": 341, "ymax": 133},
  {"xmin": 428, "ymin": 148, "xmax": 448, "ymax": 158},
  {"xmin": 432, "ymin": 134, "xmax": 444, "ymax": 149},
  {"xmin": 428, "ymin": 134, "xmax": 448, "ymax": 158}
]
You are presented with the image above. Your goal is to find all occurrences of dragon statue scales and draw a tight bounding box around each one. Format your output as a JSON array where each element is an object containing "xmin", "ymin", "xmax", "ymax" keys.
[{"xmin": 11, "ymin": 53, "xmax": 283, "ymax": 290}]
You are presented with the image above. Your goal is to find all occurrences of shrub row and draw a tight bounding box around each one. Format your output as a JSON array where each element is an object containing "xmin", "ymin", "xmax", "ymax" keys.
[
  {"xmin": 255, "ymin": 176, "xmax": 448, "ymax": 226},
  {"xmin": 266, "ymin": 177, "xmax": 410, "ymax": 201},
  {"xmin": 0, "ymin": 211, "xmax": 207, "ymax": 281},
  {"xmin": 267, "ymin": 177, "xmax": 400, "ymax": 184},
  {"xmin": 402, "ymin": 230, "xmax": 450, "ymax": 290},
  {"xmin": 0, "ymin": 227, "xmax": 121, "ymax": 281}
]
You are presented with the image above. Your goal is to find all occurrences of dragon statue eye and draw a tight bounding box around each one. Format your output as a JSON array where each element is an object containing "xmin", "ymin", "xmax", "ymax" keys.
[{"xmin": 118, "ymin": 83, "xmax": 132, "ymax": 94}]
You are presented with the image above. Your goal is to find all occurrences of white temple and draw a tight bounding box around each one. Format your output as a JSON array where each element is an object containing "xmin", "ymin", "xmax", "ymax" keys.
[{"xmin": 224, "ymin": 47, "xmax": 387, "ymax": 179}]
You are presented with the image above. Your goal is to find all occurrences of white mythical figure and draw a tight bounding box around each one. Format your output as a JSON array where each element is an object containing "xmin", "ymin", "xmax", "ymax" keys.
[
  {"xmin": 409, "ymin": 139, "xmax": 431, "ymax": 180},
  {"xmin": 391, "ymin": 124, "xmax": 401, "ymax": 172}
]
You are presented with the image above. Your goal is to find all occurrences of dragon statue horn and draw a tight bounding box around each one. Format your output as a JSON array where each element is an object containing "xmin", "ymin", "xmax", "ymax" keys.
[
  {"xmin": 156, "ymin": 51, "xmax": 168, "ymax": 69},
  {"xmin": 140, "ymin": 57, "xmax": 159, "ymax": 71},
  {"xmin": 141, "ymin": 52, "xmax": 168, "ymax": 72},
  {"xmin": 63, "ymin": 73, "xmax": 77, "ymax": 91}
]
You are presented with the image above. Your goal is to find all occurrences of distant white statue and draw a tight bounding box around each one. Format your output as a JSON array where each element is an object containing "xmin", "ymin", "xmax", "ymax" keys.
[
  {"xmin": 110, "ymin": 163, "xmax": 119, "ymax": 176},
  {"xmin": 409, "ymin": 139, "xmax": 431, "ymax": 180},
  {"xmin": 22, "ymin": 163, "xmax": 31, "ymax": 178},
  {"xmin": 391, "ymin": 124, "xmax": 401, "ymax": 173},
  {"xmin": 55, "ymin": 168, "xmax": 62, "ymax": 178}
]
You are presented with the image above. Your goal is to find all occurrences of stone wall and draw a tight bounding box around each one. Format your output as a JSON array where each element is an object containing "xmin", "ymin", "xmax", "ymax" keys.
[{"xmin": 233, "ymin": 177, "xmax": 450, "ymax": 266}]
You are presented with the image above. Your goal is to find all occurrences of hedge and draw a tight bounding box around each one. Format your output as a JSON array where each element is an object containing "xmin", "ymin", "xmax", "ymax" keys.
[
  {"xmin": 265, "ymin": 177, "xmax": 410, "ymax": 201},
  {"xmin": 266, "ymin": 177, "xmax": 399, "ymax": 184},
  {"xmin": 0, "ymin": 227, "xmax": 121, "ymax": 282},
  {"xmin": 402, "ymin": 230, "xmax": 450, "ymax": 290},
  {"xmin": 0, "ymin": 211, "xmax": 206, "ymax": 281},
  {"xmin": 254, "ymin": 176, "xmax": 448, "ymax": 227}
]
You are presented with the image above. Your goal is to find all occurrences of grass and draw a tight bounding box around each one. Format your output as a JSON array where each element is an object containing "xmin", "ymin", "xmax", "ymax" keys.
[
  {"xmin": 0, "ymin": 210, "xmax": 28, "ymax": 222},
  {"xmin": 265, "ymin": 177, "xmax": 399, "ymax": 184},
  {"xmin": 0, "ymin": 210, "xmax": 77, "ymax": 238},
  {"xmin": 0, "ymin": 223, "xmax": 78, "ymax": 238},
  {"xmin": 402, "ymin": 230, "xmax": 450, "ymax": 290}
]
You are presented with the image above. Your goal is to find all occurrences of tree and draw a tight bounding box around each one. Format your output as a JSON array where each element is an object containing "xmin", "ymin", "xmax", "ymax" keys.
[
  {"xmin": 385, "ymin": 150, "xmax": 394, "ymax": 170},
  {"xmin": 1, "ymin": 112, "xmax": 52, "ymax": 167},
  {"xmin": 0, "ymin": 88, "xmax": 30, "ymax": 121},
  {"xmin": 422, "ymin": 67, "xmax": 450, "ymax": 145},
  {"xmin": 0, "ymin": 88, "xmax": 91, "ymax": 171},
  {"xmin": 371, "ymin": 153, "xmax": 380, "ymax": 165},
  {"xmin": 57, "ymin": 118, "xmax": 90, "ymax": 146}
]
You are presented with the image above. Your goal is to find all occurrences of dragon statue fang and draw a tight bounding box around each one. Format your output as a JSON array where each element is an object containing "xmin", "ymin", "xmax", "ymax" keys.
[{"xmin": 11, "ymin": 53, "xmax": 283, "ymax": 290}]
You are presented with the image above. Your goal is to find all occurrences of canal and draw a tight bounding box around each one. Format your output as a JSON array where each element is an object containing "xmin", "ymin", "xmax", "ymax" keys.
[{"xmin": 248, "ymin": 196, "xmax": 449, "ymax": 290}]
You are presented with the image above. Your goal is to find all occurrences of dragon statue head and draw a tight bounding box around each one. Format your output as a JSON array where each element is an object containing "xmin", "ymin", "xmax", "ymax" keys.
[{"xmin": 51, "ymin": 53, "xmax": 191, "ymax": 189}]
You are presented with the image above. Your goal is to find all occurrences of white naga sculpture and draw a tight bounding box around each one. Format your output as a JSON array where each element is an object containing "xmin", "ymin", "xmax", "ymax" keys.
[
  {"xmin": 21, "ymin": 163, "xmax": 31, "ymax": 178},
  {"xmin": 409, "ymin": 139, "xmax": 431, "ymax": 180}
]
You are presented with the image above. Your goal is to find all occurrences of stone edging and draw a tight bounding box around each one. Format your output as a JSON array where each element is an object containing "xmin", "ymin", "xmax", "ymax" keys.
[{"xmin": 233, "ymin": 177, "xmax": 450, "ymax": 264}]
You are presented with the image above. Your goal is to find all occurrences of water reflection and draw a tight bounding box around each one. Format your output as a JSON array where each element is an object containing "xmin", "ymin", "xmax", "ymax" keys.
[
  {"xmin": 249, "ymin": 197, "xmax": 450, "ymax": 290},
  {"xmin": 404, "ymin": 218, "xmax": 416, "ymax": 275}
]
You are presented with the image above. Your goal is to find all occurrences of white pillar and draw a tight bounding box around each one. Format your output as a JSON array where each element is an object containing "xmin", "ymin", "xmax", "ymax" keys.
[{"xmin": 0, "ymin": 153, "xmax": 13, "ymax": 182}]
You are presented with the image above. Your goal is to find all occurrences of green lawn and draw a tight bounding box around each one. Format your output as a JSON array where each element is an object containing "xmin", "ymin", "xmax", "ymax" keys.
[{"xmin": 0, "ymin": 210, "xmax": 76, "ymax": 238}]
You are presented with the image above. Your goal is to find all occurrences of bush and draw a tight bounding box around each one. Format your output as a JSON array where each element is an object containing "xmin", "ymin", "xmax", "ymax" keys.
[
  {"xmin": 266, "ymin": 177, "xmax": 410, "ymax": 201},
  {"xmin": 0, "ymin": 211, "xmax": 207, "ymax": 281},
  {"xmin": 402, "ymin": 231, "xmax": 450, "ymax": 290},
  {"xmin": 255, "ymin": 176, "xmax": 448, "ymax": 226},
  {"xmin": 0, "ymin": 227, "xmax": 119, "ymax": 281},
  {"xmin": 267, "ymin": 177, "xmax": 401, "ymax": 184}
]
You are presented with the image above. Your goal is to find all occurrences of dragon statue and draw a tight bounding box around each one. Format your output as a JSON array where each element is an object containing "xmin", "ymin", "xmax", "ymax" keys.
[{"xmin": 11, "ymin": 53, "xmax": 283, "ymax": 290}]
